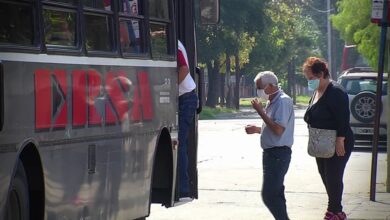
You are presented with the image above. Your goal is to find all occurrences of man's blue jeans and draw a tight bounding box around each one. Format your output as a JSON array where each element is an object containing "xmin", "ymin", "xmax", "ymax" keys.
[
  {"xmin": 178, "ymin": 91, "xmax": 198, "ymax": 196},
  {"xmin": 262, "ymin": 147, "xmax": 291, "ymax": 220}
]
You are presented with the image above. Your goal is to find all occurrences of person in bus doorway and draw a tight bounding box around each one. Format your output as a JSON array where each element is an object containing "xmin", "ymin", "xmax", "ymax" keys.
[
  {"xmin": 177, "ymin": 40, "xmax": 198, "ymax": 200},
  {"xmin": 245, "ymin": 71, "xmax": 294, "ymax": 220},
  {"xmin": 302, "ymin": 57, "xmax": 353, "ymax": 220}
]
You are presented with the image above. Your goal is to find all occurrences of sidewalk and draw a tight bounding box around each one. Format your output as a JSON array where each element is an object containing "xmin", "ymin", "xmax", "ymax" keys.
[
  {"xmin": 346, "ymin": 192, "xmax": 390, "ymax": 220},
  {"xmin": 214, "ymin": 106, "xmax": 390, "ymax": 220}
]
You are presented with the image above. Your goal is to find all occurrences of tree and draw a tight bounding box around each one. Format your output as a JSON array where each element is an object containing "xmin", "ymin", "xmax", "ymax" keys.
[
  {"xmin": 197, "ymin": 0, "xmax": 322, "ymax": 108},
  {"xmin": 197, "ymin": 0, "xmax": 268, "ymax": 109},
  {"xmin": 197, "ymin": 25, "xmax": 225, "ymax": 108},
  {"xmin": 331, "ymin": 0, "xmax": 380, "ymax": 69},
  {"xmin": 243, "ymin": 1, "xmax": 320, "ymax": 100}
]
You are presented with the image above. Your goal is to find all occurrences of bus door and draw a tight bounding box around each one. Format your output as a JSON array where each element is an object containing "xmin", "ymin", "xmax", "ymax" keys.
[{"xmin": 174, "ymin": 0, "xmax": 219, "ymax": 204}]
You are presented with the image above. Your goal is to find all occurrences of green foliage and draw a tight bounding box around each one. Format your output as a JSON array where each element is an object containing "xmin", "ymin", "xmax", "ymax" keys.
[
  {"xmin": 331, "ymin": 0, "xmax": 380, "ymax": 69},
  {"xmin": 331, "ymin": 0, "xmax": 371, "ymax": 44},
  {"xmin": 243, "ymin": 1, "xmax": 320, "ymax": 80},
  {"xmin": 239, "ymin": 98, "xmax": 253, "ymax": 107},
  {"xmin": 197, "ymin": 0, "xmax": 325, "ymax": 108},
  {"xmin": 199, "ymin": 106, "xmax": 236, "ymax": 120},
  {"xmin": 239, "ymin": 95, "xmax": 309, "ymax": 107},
  {"xmin": 296, "ymin": 95, "xmax": 311, "ymax": 104},
  {"xmin": 197, "ymin": 0, "xmax": 269, "ymax": 70}
]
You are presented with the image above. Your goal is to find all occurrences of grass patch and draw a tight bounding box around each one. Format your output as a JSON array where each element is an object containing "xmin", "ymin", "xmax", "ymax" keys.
[
  {"xmin": 199, "ymin": 106, "xmax": 236, "ymax": 120},
  {"xmin": 200, "ymin": 95, "xmax": 311, "ymax": 120},
  {"xmin": 239, "ymin": 98, "xmax": 253, "ymax": 107},
  {"xmin": 240, "ymin": 95, "xmax": 310, "ymax": 106},
  {"xmin": 296, "ymin": 95, "xmax": 310, "ymax": 105}
]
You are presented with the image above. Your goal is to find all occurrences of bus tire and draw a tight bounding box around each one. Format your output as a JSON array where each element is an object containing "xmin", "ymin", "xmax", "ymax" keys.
[{"xmin": 4, "ymin": 160, "xmax": 30, "ymax": 220}]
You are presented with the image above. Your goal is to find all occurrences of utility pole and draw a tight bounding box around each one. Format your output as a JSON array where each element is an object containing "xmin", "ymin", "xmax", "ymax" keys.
[
  {"xmin": 370, "ymin": 0, "xmax": 388, "ymax": 201},
  {"xmin": 387, "ymin": 29, "xmax": 390, "ymax": 193},
  {"xmin": 327, "ymin": 0, "xmax": 333, "ymax": 78}
]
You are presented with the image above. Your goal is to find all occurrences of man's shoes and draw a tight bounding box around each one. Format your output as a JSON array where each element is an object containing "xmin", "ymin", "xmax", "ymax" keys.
[
  {"xmin": 174, "ymin": 197, "xmax": 193, "ymax": 206},
  {"xmin": 178, "ymin": 197, "xmax": 193, "ymax": 202}
]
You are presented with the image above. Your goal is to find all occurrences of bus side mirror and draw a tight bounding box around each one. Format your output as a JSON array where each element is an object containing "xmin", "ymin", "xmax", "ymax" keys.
[{"xmin": 200, "ymin": 0, "xmax": 220, "ymax": 24}]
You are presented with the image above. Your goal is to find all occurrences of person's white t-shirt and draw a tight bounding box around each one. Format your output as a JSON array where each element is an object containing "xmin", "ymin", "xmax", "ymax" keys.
[{"xmin": 178, "ymin": 40, "xmax": 196, "ymax": 96}]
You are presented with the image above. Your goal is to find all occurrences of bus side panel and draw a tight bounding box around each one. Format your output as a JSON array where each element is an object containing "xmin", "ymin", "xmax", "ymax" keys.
[
  {"xmin": 0, "ymin": 60, "xmax": 36, "ymax": 217},
  {"xmin": 0, "ymin": 152, "xmax": 18, "ymax": 216},
  {"xmin": 0, "ymin": 59, "xmax": 177, "ymax": 219}
]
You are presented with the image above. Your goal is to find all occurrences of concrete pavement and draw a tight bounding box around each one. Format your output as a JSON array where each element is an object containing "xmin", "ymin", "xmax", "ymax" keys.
[
  {"xmin": 149, "ymin": 107, "xmax": 390, "ymax": 220},
  {"xmin": 227, "ymin": 106, "xmax": 390, "ymax": 220}
]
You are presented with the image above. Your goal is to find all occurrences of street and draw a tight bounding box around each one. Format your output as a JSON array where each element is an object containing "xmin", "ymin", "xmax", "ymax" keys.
[{"xmin": 148, "ymin": 109, "xmax": 389, "ymax": 220}]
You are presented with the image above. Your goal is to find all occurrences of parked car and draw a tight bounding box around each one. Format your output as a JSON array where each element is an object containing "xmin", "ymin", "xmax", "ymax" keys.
[{"xmin": 337, "ymin": 67, "xmax": 388, "ymax": 144}]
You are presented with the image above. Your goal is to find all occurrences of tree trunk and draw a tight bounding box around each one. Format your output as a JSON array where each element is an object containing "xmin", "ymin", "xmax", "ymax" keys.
[
  {"xmin": 200, "ymin": 67, "xmax": 207, "ymax": 107},
  {"xmin": 206, "ymin": 61, "xmax": 219, "ymax": 108},
  {"xmin": 287, "ymin": 60, "xmax": 296, "ymax": 104},
  {"xmin": 215, "ymin": 59, "xmax": 221, "ymax": 106},
  {"xmin": 222, "ymin": 53, "xmax": 231, "ymax": 107},
  {"xmin": 220, "ymin": 76, "xmax": 225, "ymax": 106},
  {"xmin": 234, "ymin": 52, "xmax": 240, "ymax": 110}
]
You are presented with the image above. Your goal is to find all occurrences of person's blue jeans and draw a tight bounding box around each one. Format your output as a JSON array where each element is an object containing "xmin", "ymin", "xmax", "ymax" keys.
[
  {"xmin": 262, "ymin": 146, "xmax": 291, "ymax": 220},
  {"xmin": 178, "ymin": 91, "xmax": 198, "ymax": 196}
]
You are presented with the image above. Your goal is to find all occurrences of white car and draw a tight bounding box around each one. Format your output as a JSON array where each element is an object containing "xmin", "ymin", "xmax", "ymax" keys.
[{"xmin": 337, "ymin": 67, "xmax": 388, "ymax": 144}]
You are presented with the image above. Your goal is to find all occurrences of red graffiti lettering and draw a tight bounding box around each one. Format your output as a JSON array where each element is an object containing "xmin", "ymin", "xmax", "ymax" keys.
[
  {"xmin": 72, "ymin": 70, "xmax": 87, "ymax": 127},
  {"xmin": 88, "ymin": 70, "xmax": 102, "ymax": 126},
  {"xmin": 34, "ymin": 69, "xmax": 155, "ymax": 131},
  {"xmin": 52, "ymin": 70, "xmax": 67, "ymax": 129},
  {"xmin": 106, "ymin": 71, "xmax": 130, "ymax": 122}
]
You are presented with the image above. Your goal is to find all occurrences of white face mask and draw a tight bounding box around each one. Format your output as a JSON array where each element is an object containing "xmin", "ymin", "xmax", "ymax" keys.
[
  {"xmin": 257, "ymin": 89, "xmax": 269, "ymax": 100},
  {"xmin": 257, "ymin": 84, "xmax": 279, "ymax": 101}
]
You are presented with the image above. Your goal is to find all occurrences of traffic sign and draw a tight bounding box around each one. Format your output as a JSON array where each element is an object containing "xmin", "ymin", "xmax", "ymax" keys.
[{"xmin": 371, "ymin": 0, "xmax": 389, "ymax": 24}]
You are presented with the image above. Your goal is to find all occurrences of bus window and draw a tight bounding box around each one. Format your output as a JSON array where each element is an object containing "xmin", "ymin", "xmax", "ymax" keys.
[
  {"xmin": 119, "ymin": 0, "xmax": 142, "ymax": 15},
  {"xmin": 43, "ymin": 9, "xmax": 76, "ymax": 46},
  {"xmin": 47, "ymin": 0, "xmax": 76, "ymax": 5},
  {"xmin": 149, "ymin": 0, "xmax": 169, "ymax": 19},
  {"xmin": 85, "ymin": 14, "xmax": 113, "ymax": 52},
  {"xmin": 119, "ymin": 0, "xmax": 144, "ymax": 54},
  {"xmin": 149, "ymin": 0, "xmax": 172, "ymax": 59},
  {"xmin": 84, "ymin": 0, "xmax": 112, "ymax": 11},
  {"xmin": 150, "ymin": 23, "xmax": 169, "ymax": 57},
  {"xmin": 119, "ymin": 20, "xmax": 143, "ymax": 53},
  {"xmin": 0, "ymin": 1, "xmax": 34, "ymax": 46}
]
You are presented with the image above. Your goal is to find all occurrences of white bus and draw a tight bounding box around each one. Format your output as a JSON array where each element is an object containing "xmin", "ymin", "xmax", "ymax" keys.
[{"xmin": 0, "ymin": 0, "xmax": 218, "ymax": 219}]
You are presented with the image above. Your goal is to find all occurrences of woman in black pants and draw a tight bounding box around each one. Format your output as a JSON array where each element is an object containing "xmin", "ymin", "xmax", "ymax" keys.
[{"xmin": 302, "ymin": 57, "xmax": 354, "ymax": 220}]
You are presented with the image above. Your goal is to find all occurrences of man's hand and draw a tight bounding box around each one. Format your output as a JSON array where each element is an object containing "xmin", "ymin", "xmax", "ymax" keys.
[
  {"xmin": 245, "ymin": 125, "xmax": 261, "ymax": 134},
  {"xmin": 251, "ymin": 99, "xmax": 264, "ymax": 113}
]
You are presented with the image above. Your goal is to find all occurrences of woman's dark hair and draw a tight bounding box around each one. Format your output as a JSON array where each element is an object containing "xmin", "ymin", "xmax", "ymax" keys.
[{"xmin": 302, "ymin": 57, "xmax": 330, "ymax": 78}]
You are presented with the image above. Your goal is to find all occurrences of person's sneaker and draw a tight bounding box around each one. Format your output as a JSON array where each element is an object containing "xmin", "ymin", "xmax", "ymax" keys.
[
  {"xmin": 336, "ymin": 212, "xmax": 347, "ymax": 220},
  {"xmin": 324, "ymin": 211, "xmax": 338, "ymax": 220},
  {"xmin": 178, "ymin": 197, "xmax": 193, "ymax": 202},
  {"xmin": 324, "ymin": 211, "xmax": 347, "ymax": 220},
  {"xmin": 174, "ymin": 197, "xmax": 193, "ymax": 206}
]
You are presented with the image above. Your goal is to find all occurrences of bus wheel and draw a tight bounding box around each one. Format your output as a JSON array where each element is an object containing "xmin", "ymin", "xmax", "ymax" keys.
[{"xmin": 4, "ymin": 160, "xmax": 30, "ymax": 220}]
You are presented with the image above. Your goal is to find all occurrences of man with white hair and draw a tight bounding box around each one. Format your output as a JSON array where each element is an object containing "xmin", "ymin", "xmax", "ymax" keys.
[{"xmin": 245, "ymin": 71, "xmax": 294, "ymax": 220}]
